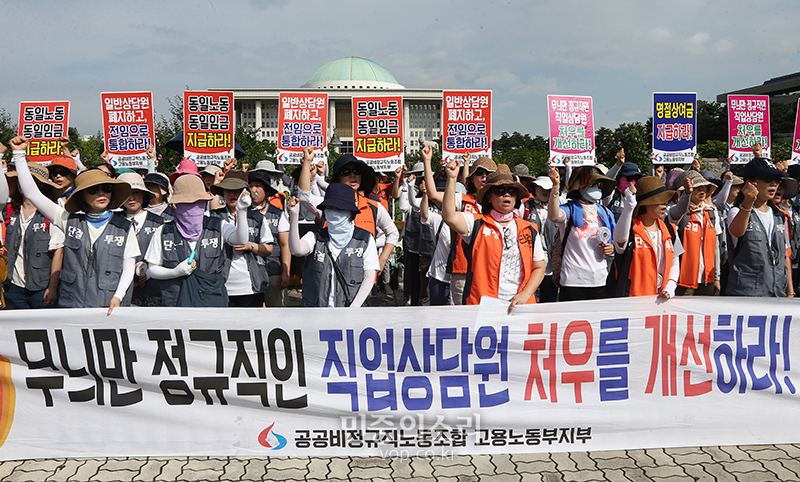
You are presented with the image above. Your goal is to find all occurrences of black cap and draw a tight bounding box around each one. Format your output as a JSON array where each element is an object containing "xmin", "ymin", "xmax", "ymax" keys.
[
  {"xmin": 742, "ymin": 157, "xmax": 785, "ymax": 181},
  {"xmin": 616, "ymin": 162, "xmax": 643, "ymax": 180}
]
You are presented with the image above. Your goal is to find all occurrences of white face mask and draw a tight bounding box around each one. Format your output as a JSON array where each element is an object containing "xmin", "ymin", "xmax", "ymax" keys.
[{"xmin": 580, "ymin": 185, "xmax": 603, "ymax": 202}]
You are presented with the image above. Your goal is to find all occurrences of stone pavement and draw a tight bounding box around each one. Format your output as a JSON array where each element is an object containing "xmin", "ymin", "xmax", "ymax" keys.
[{"xmin": 1, "ymin": 444, "xmax": 799, "ymax": 481}]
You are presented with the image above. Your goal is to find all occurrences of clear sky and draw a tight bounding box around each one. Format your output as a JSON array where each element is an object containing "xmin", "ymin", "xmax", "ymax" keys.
[{"xmin": 2, "ymin": 0, "xmax": 797, "ymax": 138}]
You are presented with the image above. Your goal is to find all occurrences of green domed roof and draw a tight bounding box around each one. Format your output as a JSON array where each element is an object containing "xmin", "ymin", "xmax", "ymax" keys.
[{"xmin": 302, "ymin": 57, "xmax": 403, "ymax": 88}]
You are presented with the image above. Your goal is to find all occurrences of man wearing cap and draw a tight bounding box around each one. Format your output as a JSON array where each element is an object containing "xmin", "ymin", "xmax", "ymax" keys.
[
  {"xmin": 3, "ymin": 162, "xmax": 62, "ymax": 309},
  {"xmin": 248, "ymin": 167, "xmax": 290, "ymax": 307},
  {"xmin": 726, "ymin": 157, "xmax": 794, "ymax": 298},
  {"xmin": 117, "ymin": 172, "xmax": 166, "ymax": 306},
  {"xmin": 288, "ymin": 183, "xmax": 379, "ymax": 307},
  {"xmin": 210, "ymin": 171, "xmax": 274, "ymax": 307},
  {"xmin": 522, "ymin": 174, "xmax": 559, "ymax": 302}
]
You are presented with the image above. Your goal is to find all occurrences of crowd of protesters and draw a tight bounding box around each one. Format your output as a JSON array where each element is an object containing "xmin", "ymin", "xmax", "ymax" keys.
[{"xmin": 0, "ymin": 134, "xmax": 796, "ymax": 314}]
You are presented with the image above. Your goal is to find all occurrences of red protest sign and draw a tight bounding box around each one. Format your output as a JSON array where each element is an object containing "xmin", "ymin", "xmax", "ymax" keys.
[
  {"xmin": 18, "ymin": 101, "xmax": 70, "ymax": 163},
  {"xmin": 442, "ymin": 91, "xmax": 491, "ymax": 165},
  {"xmin": 101, "ymin": 92, "xmax": 154, "ymax": 169},
  {"xmin": 277, "ymin": 93, "xmax": 328, "ymax": 164},
  {"xmin": 352, "ymin": 96, "xmax": 404, "ymax": 171},
  {"xmin": 184, "ymin": 91, "xmax": 235, "ymax": 167}
]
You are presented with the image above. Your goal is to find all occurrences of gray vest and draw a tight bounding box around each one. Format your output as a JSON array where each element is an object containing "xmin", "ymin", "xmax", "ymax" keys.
[
  {"xmin": 124, "ymin": 211, "xmax": 165, "ymax": 304},
  {"xmin": 5, "ymin": 210, "xmax": 51, "ymax": 291},
  {"xmin": 160, "ymin": 216, "xmax": 226, "ymax": 307},
  {"xmin": 59, "ymin": 213, "xmax": 132, "ymax": 308},
  {"xmin": 727, "ymin": 205, "xmax": 789, "ymax": 297},
  {"xmin": 609, "ymin": 190, "xmax": 625, "ymax": 222},
  {"xmin": 302, "ymin": 227, "xmax": 371, "ymax": 307},
  {"xmin": 715, "ymin": 201, "xmax": 731, "ymax": 263},
  {"xmin": 260, "ymin": 203, "xmax": 286, "ymax": 277},
  {"xmin": 210, "ymin": 208, "xmax": 270, "ymax": 293},
  {"xmin": 404, "ymin": 209, "xmax": 422, "ymax": 254},
  {"xmin": 525, "ymin": 200, "xmax": 558, "ymax": 272}
]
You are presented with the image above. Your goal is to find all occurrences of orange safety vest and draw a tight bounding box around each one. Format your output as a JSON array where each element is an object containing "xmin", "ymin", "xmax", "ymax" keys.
[
  {"xmin": 372, "ymin": 183, "xmax": 392, "ymax": 211},
  {"xmin": 451, "ymin": 193, "xmax": 482, "ymax": 274},
  {"xmin": 463, "ymin": 215, "xmax": 539, "ymax": 305},
  {"xmin": 628, "ymin": 217, "xmax": 676, "ymax": 296},
  {"xmin": 269, "ymin": 192, "xmax": 286, "ymax": 211},
  {"xmin": 678, "ymin": 209, "xmax": 716, "ymax": 288},
  {"xmin": 355, "ymin": 194, "xmax": 379, "ymax": 237}
]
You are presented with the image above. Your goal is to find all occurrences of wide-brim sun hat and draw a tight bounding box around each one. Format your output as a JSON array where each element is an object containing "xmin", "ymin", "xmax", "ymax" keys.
[
  {"xmin": 317, "ymin": 182, "xmax": 360, "ymax": 213},
  {"xmin": 64, "ymin": 169, "xmax": 131, "ymax": 213},
  {"xmin": 676, "ymin": 170, "xmax": 717, "ymax": 196},
  {"xmin": 567, "ymin": 171, "xmax": 617, "ymax": 199},
  {"xmin": 170, "ymin": 173, "xmax": 213, "ymax": 205},
  {"xmin": 780, "ymin": 177, "xmax": 800, "ymax": 200},
  {"xmin": 201, "ymin": 164, "xmax": 222, "ymax": 177},
  {"xmin": 144, "ymin": 172, "xmax": 171, "ymax": 196},
  {"xmin": 468, "ymin": 157, "xmax": 497, "ymax": 178},
  {"xmin": 512, "ymin": 164, "xmax": 533, "ymax": 181},
  {"xmin": 634, "ymin": 176, "xmax": 678, "ymax": 207},
  {"xmin": 7, "ymin": 162, "xmax": 61, "ymax": 202},
  {"xmin": 210, "ymin": 170, "xmax": 249, "ymax": 196},
  {"xmin": 476, "ymin": 171, "xmax": 529, "ymax": 204},
  {"xmin": 253, "ymin": 160, "xmax": 283, "ymax": 174},
  {"xmin": 118, "ymin": 172, "xmax": 155, "ymax": 203},
  {"xmin": 331, "ymin": 154, "xmax": 376, "ymax": 195},
  {"xmin": 408, "ymin": 162, "xmax": 424, "ymax": 175},
  {"xmin": 247, "ymin": 170, "xmax": 279, "ymax": 197},
  {"xmin": 168, "ymin": 158, "xmax": 201, "ymax": 185}
]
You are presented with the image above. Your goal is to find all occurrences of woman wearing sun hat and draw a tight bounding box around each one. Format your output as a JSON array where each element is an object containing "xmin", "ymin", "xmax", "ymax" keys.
[
  {"xmin": 442, "ymin": 159, "xmax": 545, "ymax": 311},
  {"xmin": 144, "ymin": 172, "xmax": 250, "ymax": 307},
  {"xmin": 3, "ymin": 161, "xmax": 62, "ymax": 309},
  {"xmin": 10, "ymin": 135, "xmax": 139, "ymax": 313},
  {"xmin": 666, "ymin": 171, "xmax": 721, "ymax": 296},
  {"xmin": 117, "ymin": 172, "xmax": 166, "ymax": 306},
  {"xmin": 611, "ymin": 176, "xmax": 684, "ymax": 299},
  {"xmin": 288, "ymin": 182, "xmax": 379, "ymax": 307},
  {"xmin": 209, "ymin": 170, "xmax": 274, "ymax": 307},
  {"xmin": 547, "ymin": 165, "xmax": 618, "ymax": 301}
]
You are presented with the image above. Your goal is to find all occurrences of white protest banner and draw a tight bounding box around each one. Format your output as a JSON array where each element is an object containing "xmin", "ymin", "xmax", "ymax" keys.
[{"xmin": 0, "ymin": 297, "xmax": 797, "ymax": 460}]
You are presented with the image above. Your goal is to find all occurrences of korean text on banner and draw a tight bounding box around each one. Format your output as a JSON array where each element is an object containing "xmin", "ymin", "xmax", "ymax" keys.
[
  {"xmin": 352, "ymin": 96, "xmax": 404, "ymax": 172},
  {"xmin": 652, "ymin": 93, "xmax": 697, "ymax": 165},
  {"xmin": 2, "ymin": 297, "xmax": 800, "ymax": 460},
  {"xmin": 101, "ymin": 92, "xmax": 154, "ymax": 169},
  {"xmin": 442, "ymin": 91, "xmax": 491, "ymax": 165},
  {"xmin": 18, "ymin": 101, "xmax": 70, "ymax": 164},
  {"xmin": 548, "ymin": 95, "xmax": 595, "ymax": 166},
  {"xmin": 727, "ymin": 94, "xmax": 770, "ymax": 164},
  {"xmin": 277, "ymin": 93, "xmax": 328, "ymax": 165},
  {"xmin": 792, "ymin": 99, "xmax": 800, "ymax": 164},
  {"xmin": 183, "ymin": 91, "xmax": 235, "ymax": 168}
]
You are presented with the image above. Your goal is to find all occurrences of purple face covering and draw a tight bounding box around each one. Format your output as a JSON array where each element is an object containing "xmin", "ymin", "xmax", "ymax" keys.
[
  {"xmin": 175, "ymin": 200, "xmax": 205, "ymax": 242},
  {"xmin": 618, "ymin": 177, "xmax": 636, "ymax": 193}
]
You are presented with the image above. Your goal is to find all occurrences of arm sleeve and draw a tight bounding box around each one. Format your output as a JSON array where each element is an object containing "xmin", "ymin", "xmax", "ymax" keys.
[
  {"xmin": 12, "ymin": 151, "xmax": 59, "ymax": 221},
  {"xmin": 222, "ymin": 211, "xmax": 249, "ymax": 246},
  {"xmin": 712, "ymin": 179, "xmax": 731, "ymax": 205},
  {"xmin": 563, "ymin": 162, "xmax": 574, "ymax": 194},
  {"xmin": 667, "ymin": 193, "xmax": 691, "ymax": 223},
  {"xmin": 376, "ymin": 203, "xmax": 399, "ymax": 247},
  {"xmin": 605, "ymin": 163, "xmax": 622, "ymax": 181},
  {"xmin": 147, "ymin": 155, "xmax": 156, "ymax": 174},
  {"xmin": 398, "ymin": 184, "xmax": 410, "ymax": 214},
  {"xmin": 408, "ymin": 185, "xmax": 421, "ymax": 210},
  {"xmin": 112, "ymin": 258, "xmax": 136, "ymax": 300},
  {"xmin": 289, "ymin": 228, "xmax": 314, "ymax": 257},
  {"xmin": 148, "ymin": 263, "xmax": 192, "ymax": 280},
  {"xmin": 350, "ymin": 270, "xmax": 376, "ymax": 308},
  {"xmin": 663, "ymin": 247, "xmax": 681, "ymax": 297},
  {"xmin": 614, "ymin": 204, "xmax": 634, "ymax": 253},
  {"xmin": 297, "ymin": 188, "xmax": 324, "ymax": 218},
  {"xmin": 0, "ymin": 163, "xmax": 8, "ymax": 211},
  {"xmin": 73, "ymin": 152, "xmax": 86, "ymax": 172},
  {"xmin": 315, "ymin": 173, "xmax": 329, "ymax": 192}
]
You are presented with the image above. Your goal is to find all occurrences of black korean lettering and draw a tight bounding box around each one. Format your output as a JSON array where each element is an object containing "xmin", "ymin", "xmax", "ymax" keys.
[
  {"xmin": 160, "ymin": 380, "xmax": 195, "ymax": 405},
  {"xmin": 16, "ymin": 329, "xmax": 58, "ymax": 371},
  {"xmin": 237, "ymin": 382, "xmax": 270, "ymax": 407},
  {"xmin": 268, "ymin": 328, "xmax": 293, "ymax": 382},
  {"xmin": 190, "ymin": 330, "xmax": 224, "ymax": 373},
  {"xmin": 228, "ymin": 330, "xmax": 256, "ymax": 378},
  {"xmin": 193, "ymin": 377, "xmax": 229, "ymax": 405},
  {"xmin": 148, "ymin": 329, "xmax": 188, "ymax": 376},
  {"xmin": 26, "ymin": 376, "xmax": 63, "ymax": 407}
]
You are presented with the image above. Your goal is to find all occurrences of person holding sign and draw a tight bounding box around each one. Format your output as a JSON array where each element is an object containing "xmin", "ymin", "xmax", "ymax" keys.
[
  {"xmin": 726, "ymin": 157, "xmax": 794, "ymax": 298},
  {"xmin": 611, "ymin": 177, "xmax": 683, "ymax": 299},
  {"xmin": 441, "ymin": 159, "xmax": 545, "ymax": 311},
  {"xmin": 547, "ymin": 165, "xmax": 617, "ymax": 301},
  {"xmin": 288, "ymin": 183, "xmax": 378, "ymax": 307},
  {"xmin": 10, "ymin": 135, "xmax": 138, "ymax": 314}
]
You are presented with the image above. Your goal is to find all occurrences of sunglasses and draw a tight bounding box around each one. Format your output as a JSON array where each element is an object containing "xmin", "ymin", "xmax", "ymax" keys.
[
  {"xmin": 51, "ymin": 168, "xmax": 73, "ymax": 178},
  {"xmin": 339, "ymin": 168, "xmax": 361, "ymax": 177},
  {"xmin": 473, "ymin": 168, "xmax": 489, "ymax": 177},
  {"xmin": 86, "ymin": 183, "xmax": 114, "ymax": 195},
  {"xmin": 490, "ymin": 186, "xmax": 519, "ymax": 197}
]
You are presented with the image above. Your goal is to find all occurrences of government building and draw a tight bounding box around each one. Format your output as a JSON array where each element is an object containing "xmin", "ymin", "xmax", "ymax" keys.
[{"xmin": 210, "ymin": 57, "xmax": 443, "ymax": 155}]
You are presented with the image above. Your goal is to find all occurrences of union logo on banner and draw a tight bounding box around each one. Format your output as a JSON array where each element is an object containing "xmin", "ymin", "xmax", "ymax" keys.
[{"xmin": 258, "ymin": 422, "xmax": 287, "ymax": 450}]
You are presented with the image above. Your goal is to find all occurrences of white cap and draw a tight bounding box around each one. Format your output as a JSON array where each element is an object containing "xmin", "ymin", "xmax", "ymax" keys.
[{"xmin": 531, "ymin": 176, "xmax": 553, "ymax": 190}]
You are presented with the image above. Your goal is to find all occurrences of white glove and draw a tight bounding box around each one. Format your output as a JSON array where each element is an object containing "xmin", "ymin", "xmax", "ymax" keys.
[
  {"xmin": 623, "ymin": 187, "xmax": 637, "ymax": 208},
  {"xmin": 288, "ymin": 199, "xmax": 300, "ymax": 219},
  {"xmin": 174, "ymin": 257, "xmax": 196, "ymax": 277},
  {"xmin": 236, "ymin": 190, "xmax": 252, "ymax": 211}
]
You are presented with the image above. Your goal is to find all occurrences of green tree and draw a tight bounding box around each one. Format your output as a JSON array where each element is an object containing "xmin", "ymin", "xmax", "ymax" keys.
[
  {"xmin": 0, "ymin": 108, "xmax": 17, "ymax": 161},
  {"xmin": 234, "ymin": 125, "xmax": 277, "ymax": 167},
  {"xmin": 595, "ymin": 122, "xmax": 650, "ymax": 173},
  {"xmin": 770, "ymin": 101, "xmax": 797, "ymax": 135},
  {"xmin": 154, "ymin": 93, "xmax": 185, "ymax": 174},
  {"xmin": 696, "ymin": 100, "xmax": 727, "ymax": 144},
  {"xmin": 492, "ymin": 131, "xmax": 550, "ymax": 177}
]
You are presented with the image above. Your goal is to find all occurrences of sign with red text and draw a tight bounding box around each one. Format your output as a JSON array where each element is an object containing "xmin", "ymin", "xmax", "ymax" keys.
[
  {"xmin": 442, "ymin": 91, "xmax": 491, "ymax": 165},
  {"xmin": 1, "ymin": 297, "xmax": 799, "ymax": 460},
  {"xmin": 352, "ymin": 96, "xmax": 404, "ymax": 171},
  {"xmin": 728, "ymin": 94, "xmax": 770, "ymax": 164},
  {"xmin": 277, "ymin": 93, "xmax": 328, "ymax": 165},
  {"xmin": 548, "ymin": 95, "xmax": 595, "ymax": 166},
  {"xmin": 183, "ymin": 91, "xmax": 235, "ymax": 167},
  {"xmin": 18, "ymin": 101, "xmax": 69, "ymax": 164},
  {"xmin": 652, "ymin": 93, "xmax": 697, "ymax": 164},
  {"xmin": 101, "ymin": 92, "xmax": 154, "ymax": 169},
  {"xmin": 792, "ymin": 99, "xmax": 800, "ymax": 164}
]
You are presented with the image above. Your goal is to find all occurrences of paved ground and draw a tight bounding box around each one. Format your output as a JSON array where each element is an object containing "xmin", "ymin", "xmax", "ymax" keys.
[{"xmin": 1, "ymin": 445, "xmax": 799, "ymax": 481}]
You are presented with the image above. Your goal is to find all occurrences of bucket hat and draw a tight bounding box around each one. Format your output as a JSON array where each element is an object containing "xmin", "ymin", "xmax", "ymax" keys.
[
  {"xmin": 144, "ymin": 172, "xmax": 170, "ymax": 196},
  {"xmin": 675, "ymin": 170, "xmax": 717, "ymax": 196},
  {"xmin": 169, "ymin": 174, "xmax": 213, "ymax": 205},
  {"xmin": 7, "ymin": 162, "xmax": 61, "ymax": 202},
  {"xmin": 247, "ymin": 170, "xmax": 279, "ymax": 197},
  {"xmin": 317, "ymin": 182, "xmax": 359, "ymax": 213},
  {"xmin": 118, "ymin": 172, "xmax": 155, "ymax": 203},
  {"xmin": 634, "ymin": 176, "xmax": 678, "ymax": 207},
  {"xmin": 331, "ymin": 154, "xmax": 376, "ymax": 195},
  {"xmin": 476, "ymin": 171, "xmax": 529, "ymax": 204},
  {"xmin": 468, "ymin": 157, "xmax": 497, "ymax": 178},
  {"xmin": 210, "ymin": 170, "xmax": 249, "ymax": 196},
  {"xmin": 168, "ymin": 158, "xmax": 201, "ymax": 185}
]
